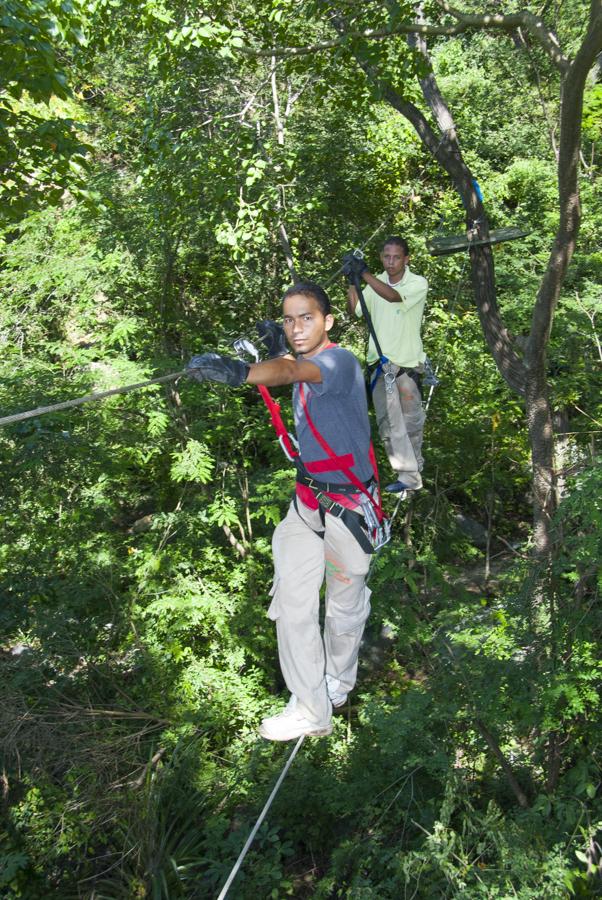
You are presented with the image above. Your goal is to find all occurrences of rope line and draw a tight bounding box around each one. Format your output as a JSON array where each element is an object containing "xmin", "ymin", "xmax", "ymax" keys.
[
  {"xmin": 1, "ymin": 133, "xmax": 458, "ymax": 899},
  {"xmin": 0, "ymin": 370, "xmax": 187, "ymax": 429},
  {"xmin": 216, "ymin": 735, "xmax": 305, "ymax": 899},
  {"xmin": 2, "ymin": 133, "xmax": 450, "ymax": 431},
  {"xmin": 324, "ymin": 213, "xmax": 399, "ymax": 289},
  {"xmin": 214, "ymin": 485, "xmax": 404, "ymax": 898},
  {"xmin": 325, "ymin": 132, "xmax": 448, "ymax": 292}
]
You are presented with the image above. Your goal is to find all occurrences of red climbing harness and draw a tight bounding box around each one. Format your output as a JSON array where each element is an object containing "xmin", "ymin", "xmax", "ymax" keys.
[
  {"xmin": 255, "ymin": 359, "xmax": 389, "ymax": 553},
  {"xmin": 297, "ymin": 381, "xmax": 385, "ymax": 523}
]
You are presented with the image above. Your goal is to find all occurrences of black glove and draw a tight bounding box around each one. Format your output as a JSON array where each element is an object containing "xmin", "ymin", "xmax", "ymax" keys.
[
  {"xmin": 341, "ymin": 250, "xmax": 368, "ymax": 284},
  {"xmin": 186, "ymin": 352, "xmax": 250, "ymax": 386},
  {"xmin": 256, "ymin": 319, "xmax": 288, "ymax": 359}
]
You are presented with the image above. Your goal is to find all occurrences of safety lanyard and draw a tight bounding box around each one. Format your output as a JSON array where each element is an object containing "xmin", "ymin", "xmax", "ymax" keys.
[{"xmin": 352, "ymin": 273, "xmax": 389, "ymax": 393}]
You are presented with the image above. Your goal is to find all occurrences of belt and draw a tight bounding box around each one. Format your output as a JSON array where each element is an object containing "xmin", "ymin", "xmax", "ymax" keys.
[
  {"xmin": 296, "ymin": 471, "xmax": 374, "ymax": 496},
  {"xmin": 367, "ymin": 361, "xmax": 415, "ymax": 377}
]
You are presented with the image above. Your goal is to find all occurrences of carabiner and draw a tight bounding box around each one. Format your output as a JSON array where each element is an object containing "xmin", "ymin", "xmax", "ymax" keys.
[
  {"xmin": 383, "ymin": 362, "xmax": 397, "ymax": 395},
  {"xmin": 233, "ymin": 337, "xmax": 260, "ymax": 363},
  {"xmin": 278, "ymin": 432, "xmax": 299, "ymax": 462}
]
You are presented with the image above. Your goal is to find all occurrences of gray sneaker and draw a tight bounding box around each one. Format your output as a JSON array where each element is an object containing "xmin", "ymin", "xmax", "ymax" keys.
[{"xmin": 325, "ymin": 674, "xmax": 348, "ymax": 708}]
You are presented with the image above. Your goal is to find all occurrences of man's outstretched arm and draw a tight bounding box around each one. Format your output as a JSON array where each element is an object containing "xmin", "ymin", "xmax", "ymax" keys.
[
  {"xmin": 246, "ymin": 355, "xmax": 322, "ymax": 387},
  {"xmin": 187, "ymin": 352, "xmax": 322, "ymax": 388}
]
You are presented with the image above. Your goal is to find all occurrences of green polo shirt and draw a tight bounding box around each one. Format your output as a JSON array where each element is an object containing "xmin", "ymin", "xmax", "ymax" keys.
[{"xmin": 354, "ymin": 268, "xmax": 428, "ymax": 368}]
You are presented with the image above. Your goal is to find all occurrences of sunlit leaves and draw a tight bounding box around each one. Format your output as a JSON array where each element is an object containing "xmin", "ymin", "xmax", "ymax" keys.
[
  {"xmin": 170, "ymin": 439, "xmax": 214, "ymax": 484},
  {"xmin": 0, "ymin": 0, "xmax": 94, "ymax": 221},
  {"xmin": 207, "ymin": 492, "xmax": 240, "ymax": 527},
  {"xmin": 583, "ymin": 82, "xmax": 602, "ymax": 139}
]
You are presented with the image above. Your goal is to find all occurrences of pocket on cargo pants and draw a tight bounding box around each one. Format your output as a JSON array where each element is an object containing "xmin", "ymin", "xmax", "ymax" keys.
[
  {"xmin": 325, "ymin": 585, "xmax": 372, "ymax": 635},
  {"xmin": 267, "ymin": 577, "xmax": 280, "ymax": 621}
]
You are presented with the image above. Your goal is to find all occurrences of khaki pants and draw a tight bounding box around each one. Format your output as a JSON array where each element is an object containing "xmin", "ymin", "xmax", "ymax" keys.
[
  {"xmin": 268, "ymin": 500, "xmax": 371, "ymax": 726},
  {"xmin": 372, "ymin": 369, "xmax": 425, "ymax": 490}
]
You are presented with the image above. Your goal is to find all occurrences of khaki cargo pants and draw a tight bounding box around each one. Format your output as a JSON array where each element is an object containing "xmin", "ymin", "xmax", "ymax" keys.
[
  {"xmin": 372, "ymin": 368, "xmax": 425, "ymax": 490},
  {"xmin": 268, "ymin": 499, "xmax": 372, "ymax": 726}
]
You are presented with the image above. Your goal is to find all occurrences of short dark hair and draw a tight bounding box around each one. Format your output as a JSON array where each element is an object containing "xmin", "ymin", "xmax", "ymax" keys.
[
  {"xmin": 382, "ymin": 236, "xmax": 410, "ymax": 256},
  {"xmin": 282, "ymin": 281, "xmax": 331, "ymax": 316}
]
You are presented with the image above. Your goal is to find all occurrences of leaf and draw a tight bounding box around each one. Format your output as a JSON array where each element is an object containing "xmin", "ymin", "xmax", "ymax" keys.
[{"xmin": 170, "ymin": 440, "xmax": 214, "ymax": 484}]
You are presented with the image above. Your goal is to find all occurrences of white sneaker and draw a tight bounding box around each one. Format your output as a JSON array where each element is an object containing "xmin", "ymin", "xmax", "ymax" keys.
[
  {"xmin": 259, "ymin": 698, "xmax": 332, "ymax": 742},
  {"xmin": 325, "ymin": 674, "xmax": 348, "ymax": 708}
]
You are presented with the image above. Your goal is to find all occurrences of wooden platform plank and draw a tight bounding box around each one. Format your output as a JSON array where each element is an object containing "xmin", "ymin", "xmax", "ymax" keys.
[{"xmin": 427, "ymin": 226, "xmax": 530, "ymax": 257}]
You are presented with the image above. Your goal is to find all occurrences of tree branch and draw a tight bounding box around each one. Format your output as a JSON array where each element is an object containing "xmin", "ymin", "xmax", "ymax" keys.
[
  {"xmin": 434, "ymin": 0, "xmax": 569, "ymax": 71},
  {"xmin": 240, "ymin": 8, "xmax": 569, "ymax": 73},
  {"xmin": 475, "ymin": 718, "xmax": 530, "ymax": 808},
  {"xmin": 527, "ymin": 5, "xmax": 602, "ymax": 365},
  {"xmin": 408, "ymin": 10, "xmax": 457, "ymax": 135},
  {"xmin": 346, "ymin": 18, "xmax": 527, "ymax": 394},
  {"xmin": 516, "ymin": 27, "xmax": 559, "ymax": 161},
  {"xmin": 240, "ymin": 23, "xmax": 468, "ymax": 59},
  {"xmin": 223, "ymin": 523, "xmax": 247, "ymax": 557},
  {"xmin": 270, "ymin": 58, "xmax": 299, "ymax": 280}
]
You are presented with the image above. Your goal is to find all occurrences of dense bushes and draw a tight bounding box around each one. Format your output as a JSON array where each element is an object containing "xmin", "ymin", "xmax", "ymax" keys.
[{"xmin": 1, "ymin": 1, "xmax": 601, "ymax": 895}]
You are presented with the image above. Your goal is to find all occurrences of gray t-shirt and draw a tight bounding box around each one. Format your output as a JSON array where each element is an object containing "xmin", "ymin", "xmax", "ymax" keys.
[{"xmin": 293, "ymin": 345, "xmax": 373, "ymax": 485}]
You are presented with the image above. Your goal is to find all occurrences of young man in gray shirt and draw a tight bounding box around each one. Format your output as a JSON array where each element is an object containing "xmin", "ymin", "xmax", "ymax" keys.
[{"xmin": 188, "ymin": 282, "xmax": 375, "ymax": 740}]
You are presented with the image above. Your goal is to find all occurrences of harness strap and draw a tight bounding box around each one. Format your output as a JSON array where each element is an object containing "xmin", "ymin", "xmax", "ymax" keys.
[
  {"xmin": 297, "ymin": 472, "xmax": 373, "ymax": 496},
  {"xmin": 257, "ymin": 384, "xmax": 298, "ymax": 461},
  {"xmin": 368, "ymin": 442, "xmax": 382, "ymax": 506},
  {"xmin": 316, "ymin": 499, "xmax": 375, "ymax": 555},
  {"xmin": 353, "ymin": 273, "xmax": 386, "ymax": 362},
  {"xmin": 369, "ymin": 356, "xmax": 389, "ymax": 393},
  {"xmin": 353, "ymin": 273, "xmax": 391, "ymax": 395},
  {"xmin": 305, "ymin": 454, "xmax": 355, "ymax": 474},
  {"xmin": 293, "ymin": 491, "xmax": 375, "ymax": 556},
  {"xmin": 292, "ymin": 493, "xmax": 324, "ymax": 536},
  {"xmin": 368, "ymin": 360, "xmax": 424, "ymax": 400},
  {"xmin": 254, "ymin": 348, "xmax": 388, "ymax": 548}
]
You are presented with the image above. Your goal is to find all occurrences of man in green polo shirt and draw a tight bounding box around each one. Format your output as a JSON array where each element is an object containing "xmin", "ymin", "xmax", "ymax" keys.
[{"xmin": 346, "ymin": 236, "xmax": 428, "ymax": 492}]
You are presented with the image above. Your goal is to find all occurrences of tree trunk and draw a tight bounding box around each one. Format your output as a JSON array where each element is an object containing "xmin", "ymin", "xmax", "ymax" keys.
[
  {"xmin": 333, "ymin": 3, "xmax": 602, "ymax": 557},
  {"xmin": 524, "ymin": 362, "xmax": 557, "ymax": 558}
]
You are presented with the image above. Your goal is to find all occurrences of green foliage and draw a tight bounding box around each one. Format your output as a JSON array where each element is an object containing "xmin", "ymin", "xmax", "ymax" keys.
[
  {"xmin": 583, "ymin": 82, "xmax": 602, "ymax": 138},
  {"xmin": 1, "ymin": 1, "xmax": 601, "ymax": 896},
  {"xmin": 0, "ymin": 0, "xmax": 95, "ymax": 221},
  {"xmin": 170, "ymin": 439, "xmax": 214, "ymax": 484}
]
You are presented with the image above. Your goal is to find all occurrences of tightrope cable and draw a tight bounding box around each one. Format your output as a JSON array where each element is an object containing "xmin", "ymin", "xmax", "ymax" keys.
[
  {"xmin": 324, "ymin": 138, "xmax": 446, "ymax": 293},
  {"xmin": 216, "ymin": 735, "xmax": 305, "ymax": 899},
  {"xmin": 3, "ymin": 135, "xmax": 449, "ymax": 432},
  {"xmin": 0, "ymin": 370, "xmax": 187, "ymax": 429},
  {"xmin": 214, "ymin": 489, "xmax": 406, "ymax": 899}
]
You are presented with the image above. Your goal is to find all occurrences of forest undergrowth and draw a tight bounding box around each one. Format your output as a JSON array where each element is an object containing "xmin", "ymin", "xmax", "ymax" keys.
[
  {"xmin": 1, "ymin": 0, "xmax": 602, "ymax": 895},
  {"xmin": 2, "ymin": 461, "xmax": 601, "ymax": 898}
]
